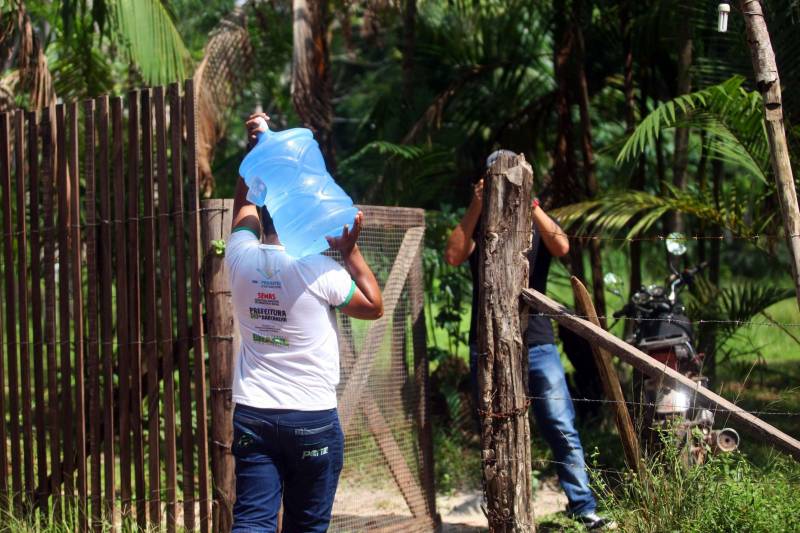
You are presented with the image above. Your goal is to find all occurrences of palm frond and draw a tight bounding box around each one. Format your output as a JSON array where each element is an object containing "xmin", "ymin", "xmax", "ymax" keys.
[
  {"xmin": 552, "ymin": 185, "xmax": 770, "ymax": 244},
  {"xmin": 111, "ymin": 0, "xmax": 190, "ymax": 85},
  {"xmin": 616, "ymin": 76, "xmax": 773, "ymax": 185},
  {"xmin": 338, "ymin": 139, "xmax": 456, "ymax": 206},
  {"xmin": 688, "ymin": 277, "xmax": 794, "ymax": 351},
  {"xmin": 342, "ymin": 140, "xmax": 428, "ymax": 161}
]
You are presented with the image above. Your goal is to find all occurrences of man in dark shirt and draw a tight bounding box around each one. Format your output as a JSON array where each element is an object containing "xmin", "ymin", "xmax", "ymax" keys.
[{"xmin": 444, "ymin": 150, "xmax": 613, "ymax": 531}]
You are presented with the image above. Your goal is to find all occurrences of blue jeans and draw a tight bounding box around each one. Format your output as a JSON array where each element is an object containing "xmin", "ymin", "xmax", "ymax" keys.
[
  {"xmin": 231, "ymin": 404, "xmax": 345, "ymax": 533},
  {"xmin": 470, "ymin": 344, "xmax": 596, "ymax": 516}
]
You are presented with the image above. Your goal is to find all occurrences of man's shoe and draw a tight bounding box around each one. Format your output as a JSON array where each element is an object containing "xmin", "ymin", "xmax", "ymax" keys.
[{"xmin": 575, "ymin": 512, "xmax": 618, "ymax": 531}]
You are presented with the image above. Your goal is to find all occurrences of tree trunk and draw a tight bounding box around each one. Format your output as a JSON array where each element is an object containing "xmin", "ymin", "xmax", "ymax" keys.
[
  {"xmin": 704, "ymin": 158, "xmax": 724, "ymax": 379},
  {"xmin": 669, "ymin": 15, "xmax": 692, "ymax": 251},
  {"xmin": 696, "ymin": 132, "xmax": 709, "ymax": 264},
  {"xmin": 551, "ymin": 7, "xmax": 600, "ymax": 405},
  {"xmin": 477, "ymin": 153, "xmax": 535, "ymax": 532},
  {"xmin": 402, "ymin": 0, "xmax": 416, "ymax": 106},
  {"xmin": 551, "ymin": 10, "xmax": 578, "ymax": 211},
  {"xmin": 622, "ymin": 0, "xmax": 644, "ymax": 310},
  {"xmin": 552, "ymin": 4, "xmax": 583, "ymax": 277},
  {"xmin": 739, "ymin": 0, "xmax": 800, "ymax": 311},
  {"xmin": 292, "ymin": 0, "xmax": 336, "ymax": 172},
  {"xmin": 574, "ymin": 15, "xmax": 606, "ymax": 328}
]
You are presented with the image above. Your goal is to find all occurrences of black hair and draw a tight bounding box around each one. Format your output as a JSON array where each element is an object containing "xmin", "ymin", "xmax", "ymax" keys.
[{"xmin": 258, "ymin": 205, "xmax": 277, "ymax": 237}]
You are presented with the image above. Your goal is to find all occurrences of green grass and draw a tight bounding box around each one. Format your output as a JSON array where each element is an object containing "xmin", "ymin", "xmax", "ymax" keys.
[
  {"xmin": 723, "ymin": 297, "xmax": 800, "ymax": 363},
  {"xmin": 593, "ymin": 440, "xmax": 800, "ymax": 533}
]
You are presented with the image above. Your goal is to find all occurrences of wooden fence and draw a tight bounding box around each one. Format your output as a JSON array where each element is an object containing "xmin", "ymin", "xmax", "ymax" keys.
[{"xmin": 0, "ymin": 81, "xmax": 210, "ymax": 532}]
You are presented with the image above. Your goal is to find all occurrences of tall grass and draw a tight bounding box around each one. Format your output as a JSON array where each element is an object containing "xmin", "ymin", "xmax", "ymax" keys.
[{"xmin": 592, "ymin": 440, "xmax": 800, "ymax": 533}]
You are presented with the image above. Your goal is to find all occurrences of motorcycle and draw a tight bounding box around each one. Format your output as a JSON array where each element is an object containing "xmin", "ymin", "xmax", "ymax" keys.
[{"xmin": 605, "ymin": 235, "xmax": 740, "ymax": 464}]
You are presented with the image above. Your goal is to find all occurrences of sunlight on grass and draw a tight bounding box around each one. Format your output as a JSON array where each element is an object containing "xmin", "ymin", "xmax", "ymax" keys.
[{"xmin": 728, "ymin": 297, "xmax": 800, "ymax": 363}]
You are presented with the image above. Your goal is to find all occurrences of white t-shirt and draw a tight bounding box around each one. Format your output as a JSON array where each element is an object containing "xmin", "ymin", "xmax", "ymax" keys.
[{"xmin": 225, "ymin": 228, "xmax": 355, "ymax": 410}]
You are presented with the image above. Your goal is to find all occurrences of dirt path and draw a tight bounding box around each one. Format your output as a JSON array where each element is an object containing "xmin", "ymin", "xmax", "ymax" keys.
[{"xmin": 439, "ymin": 477, "xmax": 568, "ymax": 532}]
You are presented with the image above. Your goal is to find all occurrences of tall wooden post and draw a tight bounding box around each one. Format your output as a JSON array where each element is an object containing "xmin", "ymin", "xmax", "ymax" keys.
[
  {"xmin": 571, "ymin": 277, "xmax": 642, "ymax": 475},
  {"xmin": 739, "ymin": 0, "xmax": 800, "ymax": 310},
  {"xmin": 477, "ymin": 153, "xmax": 535, "ymax": 532},
  {"xmin": 201, "ymin": 198, "xmax": 236, "ymax": 533}
]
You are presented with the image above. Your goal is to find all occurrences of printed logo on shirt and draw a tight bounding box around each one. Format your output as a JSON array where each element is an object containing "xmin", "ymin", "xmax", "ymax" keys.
[
  {"xmin": 254, "ymin": 292, "xmax": 280, "ymax": 306},
  {"xmin": 255, "ymin": 324, "xmax": 280, "ymax": 334},
  {"xmin": 250, "ymin": 267, "xmax": 282, "ymax": 288},
  {"xmin": 249, "ymin": 307, "xmax": 287, "ymax": 322},
  {"xmin": 252, "ymin": 333, "xmax": 289, "ymax": 347}
]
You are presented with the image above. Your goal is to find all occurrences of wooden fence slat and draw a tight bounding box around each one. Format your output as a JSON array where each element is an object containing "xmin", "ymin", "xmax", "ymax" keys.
[
  {"xmin": 0, "ymin": 121, "xmax": 6, "ymax": 501},
  {"xmin": 112, "ymin": 95, "xmax": 133, "ymax": 521},
  {"xmin": 68, "ymin": 100, "xmax": 88, "ymax": 531},
  {"xmin": 83, "ymin": 98, "xmax": 102, "ymax": 531},
  {"xmin": 127, "ymin": 89, "xmax": 147, "ymax": 530},
  {"xmin": 16, "ymin": 110, "xmax": 35, "ymax": 504},
  {"xmin": 154, "ymin": 86, "xmax": 178, "ymax": 532},
  {"xmin": 185, "ymin": 78, "xmax": 210, "ymax": 533},
  {"xmin": 140, "ymin": 88, "xmax": 162, "ymax": 526},
  {"xmin": 1, "ymin": 111, "xmax": 23, "ymax": 511},
  {"xmin": 96, "ymin": 95, "xmax": 116, "ymax": 524},
  {"xmin": 42, "ymin": 107, "xmax": 61, "ymax": 515},
  {"xmin": 56, "ymin": 104, "xmax": 74, "ymax": 509},
  {"xmin": 27, "ymin": 110, "xmax": 47, "ymax": 501},
  {"xmin": 169, "ymin": 82, "xmax": 195, "ymax": 530}
]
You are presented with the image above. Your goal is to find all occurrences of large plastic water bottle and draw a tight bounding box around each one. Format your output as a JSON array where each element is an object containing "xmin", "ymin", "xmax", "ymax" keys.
[{"xmin": 239, "ymin": 118, "xmax": 359, "ymax": 257}]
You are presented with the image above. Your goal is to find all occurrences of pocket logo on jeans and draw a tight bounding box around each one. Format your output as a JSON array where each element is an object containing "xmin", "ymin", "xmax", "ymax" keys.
[
  {"xmin": 237, "ymin": 432, "xmax": 256, "ymax": 449},
  {"xmin": 302, "ymin": 446, "xmax": 329, "ymax": 459}
]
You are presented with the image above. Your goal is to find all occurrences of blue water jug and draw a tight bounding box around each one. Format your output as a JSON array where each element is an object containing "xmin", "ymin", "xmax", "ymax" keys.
[{"xmin": 239, "ymin": 121, "xmax": 359, "ymax": 257}]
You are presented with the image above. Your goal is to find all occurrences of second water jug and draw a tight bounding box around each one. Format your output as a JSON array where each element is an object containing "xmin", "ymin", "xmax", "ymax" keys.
[{"xmin": 239, "ymin": 119, "xmax": 359, "ymax": 257}]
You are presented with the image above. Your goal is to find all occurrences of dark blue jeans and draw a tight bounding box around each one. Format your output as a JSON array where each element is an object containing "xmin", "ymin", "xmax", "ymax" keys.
[
  {"xmin": 470, "ymin": 344, "xmax": 597, "ymax": 517},
  {"xmin": 231, "ymin": 404, "xmax": 345, "ymax": 533}
]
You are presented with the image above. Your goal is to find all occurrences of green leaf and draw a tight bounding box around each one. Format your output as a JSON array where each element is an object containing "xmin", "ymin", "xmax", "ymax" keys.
[
  {"xmin": 111, "ymin": 0, "xmax": 190, "ymax": 85},
  {"xmin": 211, "ymin": 239, "xmax": 226, "ymax": 256}
]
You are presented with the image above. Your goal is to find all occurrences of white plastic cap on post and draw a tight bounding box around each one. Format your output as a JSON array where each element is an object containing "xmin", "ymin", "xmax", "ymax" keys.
[{"xmin": 718, "ymin": 3, "xmax": 731, "ymax": 32}]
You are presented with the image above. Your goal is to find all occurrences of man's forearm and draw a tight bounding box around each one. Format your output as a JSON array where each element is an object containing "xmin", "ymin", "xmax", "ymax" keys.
[
  {"xmin": 445, "ymin": 200, "xmax": 481, "ymax": 265},
  {"xmin": 343, "ymin": 245, "xmax": 382, "ymax": 308},
  {"xmin": 232, "ymin": 177, "xmax": 261, "ymax": 233},
  {"xmin": 533, "ymin": 204, "xmax": 569, "ymax": 257}
]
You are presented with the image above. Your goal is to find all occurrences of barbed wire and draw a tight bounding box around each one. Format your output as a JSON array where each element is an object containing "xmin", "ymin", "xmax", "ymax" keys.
[
  {"xmin": 527, "ymin": 311, "xmax": 800, "ymax": 330},
  {"xmin": 483, "ymin": 227, "xmax": 796, "ymax": 243},
  {"xmin": 0, "ymin": 206, "xmax": 228, "ymax": 239},
  {"xmin": 525, "ymin": 395, "xmax": 800, "ymax": 418},
  {"xmin": 527, "ymin": 458, "xmax": 800, "ymax": 485}
]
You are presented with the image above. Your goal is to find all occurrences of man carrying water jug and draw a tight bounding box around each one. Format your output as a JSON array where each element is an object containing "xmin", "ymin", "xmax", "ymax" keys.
[
  {"xmin": 444, "ymin": 149, "xmax": 615, "ymax": 531},
  {"xmin": 226, "ymin": 113, "xmax": 383, "ymax": 532}
]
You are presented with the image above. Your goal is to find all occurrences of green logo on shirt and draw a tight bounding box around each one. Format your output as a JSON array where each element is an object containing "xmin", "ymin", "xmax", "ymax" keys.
[{"xmin": 252, "ymin": 333, "xmax": 289, "ymax": 347}]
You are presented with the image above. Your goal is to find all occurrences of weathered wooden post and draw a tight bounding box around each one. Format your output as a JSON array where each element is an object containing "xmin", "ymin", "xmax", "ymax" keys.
[
  {"xmin": 738, "ymin": 0, "xmax": 800, "ymax": 310},
  {"xmin": 571, "ymin": 277, "xmax": 642, "ymax": 475},
  {"xmin": 477, "ymin": 152, "xmax": 535, "ymax": 532},
  {"xmin": 201, "ymin": 198, "xmax": 236, "ymax": 533}
]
